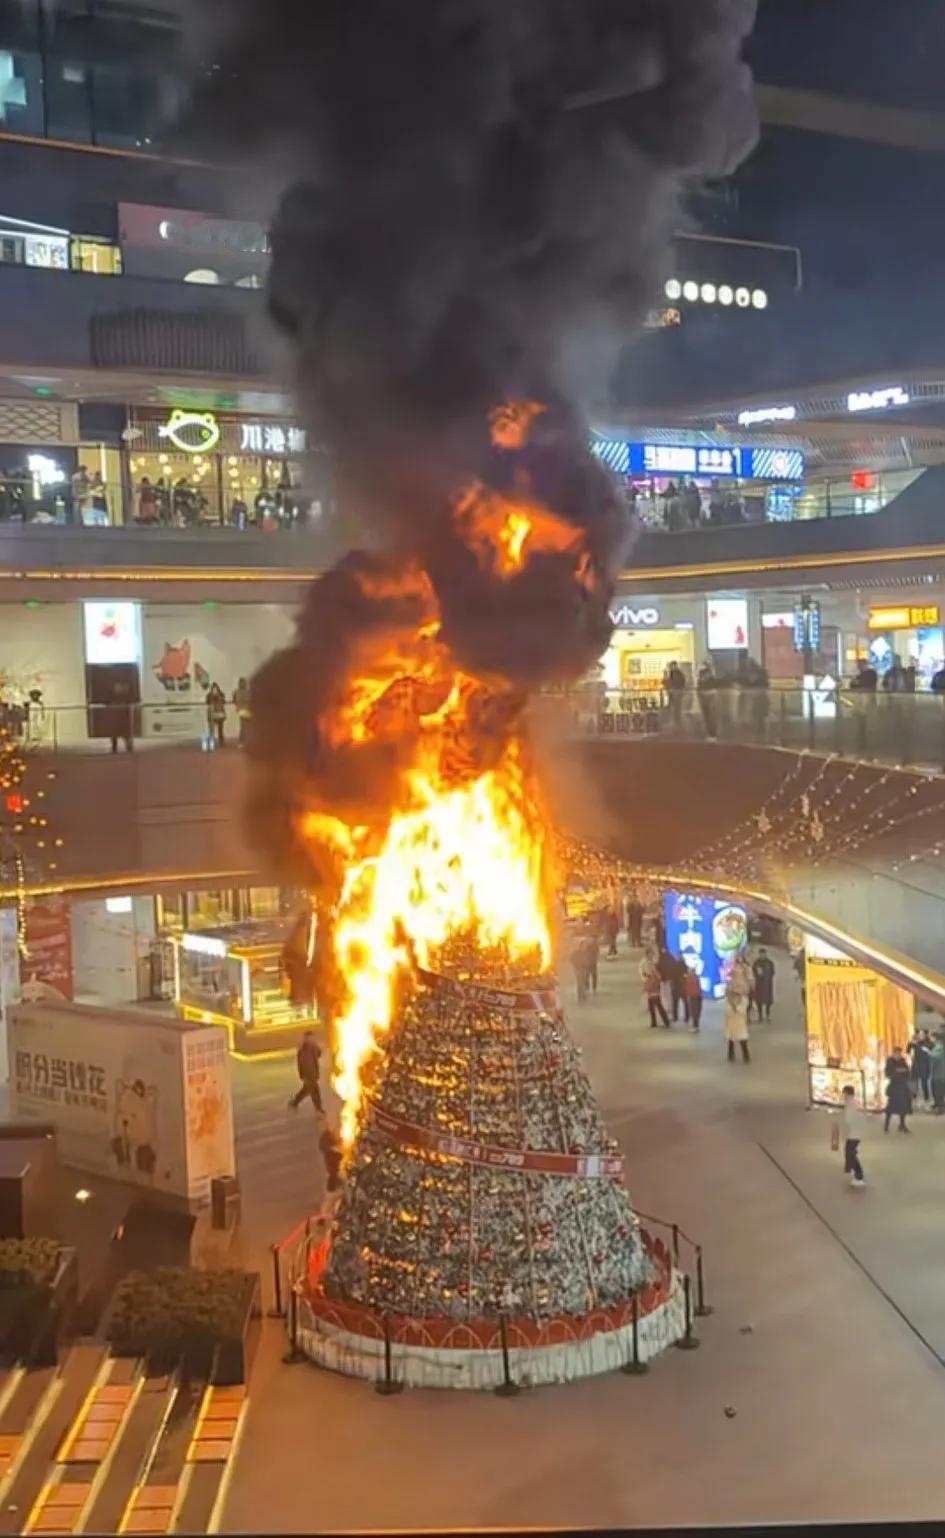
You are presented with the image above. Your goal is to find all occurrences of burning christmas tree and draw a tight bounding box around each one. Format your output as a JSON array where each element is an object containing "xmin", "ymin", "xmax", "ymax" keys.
[{"xmin": 189, "ymin": 0, "xmax": 760, "ymax": 1390}]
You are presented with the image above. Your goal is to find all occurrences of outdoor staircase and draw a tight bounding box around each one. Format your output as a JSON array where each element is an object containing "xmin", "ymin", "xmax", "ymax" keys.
[{"xmin": 0, "ymin": 1347, "xmax": 242, "ymax": 1535}]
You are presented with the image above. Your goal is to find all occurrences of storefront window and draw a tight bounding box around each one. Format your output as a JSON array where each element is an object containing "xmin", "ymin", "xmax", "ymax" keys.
[
  {"xmin": 155, "ymin": 892, "xmax": 184, "ymax": 934},
  {"xmin": 70, "ymin": 236, "xmax": 122, "ymax": 275},
  {"xmin": 187, "ymin": 889, "xmax": 237, "ymax": 929},
  {"xmin": 247, "ymin": 887, "xmax": 282, "ymax": 919}
]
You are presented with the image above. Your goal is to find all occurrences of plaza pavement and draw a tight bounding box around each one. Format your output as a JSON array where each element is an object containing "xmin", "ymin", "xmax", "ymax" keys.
[{"xmin": 219, "ymin": 947, "xmax": 945, "ymax": 1531}]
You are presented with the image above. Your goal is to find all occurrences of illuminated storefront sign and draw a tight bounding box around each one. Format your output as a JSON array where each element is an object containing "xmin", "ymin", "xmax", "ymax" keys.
[
  {"xmin": 737, "ymin": 405, "xmax": 797, "ymax": 427},
  {"xmin": 847, "ymin": 385, "xmax": 910, "ymax": 413},
  {"xmin": 867, "ymin": 605, "xmax": 940, "ymax": 632},
  {"xmin": 157, "ymin": 409, "xmax": 221, "ymax": 454},
  {"xmin": 664, "ymin": 893, "xmax": 748, "ymax": 1000},
  {"xmin": 609, "ymin": 604, "xmax": 661, "ymax": 628},
  {"xmin": 239, "ymin": 422, "xmax": 308, "ymax": 455},
  {"xmin": 627, "ymin": 442, "xmax": 804, "ymax": 481}
]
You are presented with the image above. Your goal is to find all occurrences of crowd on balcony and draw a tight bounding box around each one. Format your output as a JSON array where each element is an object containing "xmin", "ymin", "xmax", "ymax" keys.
[{"xmin": 629, "ymin": 479, "xmax": 765, "ymax": 533}]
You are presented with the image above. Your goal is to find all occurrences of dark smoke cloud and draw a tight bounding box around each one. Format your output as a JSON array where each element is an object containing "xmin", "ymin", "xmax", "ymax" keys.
[{"xmin": 187, "ymin": 0, "xmax": 757, "ymax": 874}]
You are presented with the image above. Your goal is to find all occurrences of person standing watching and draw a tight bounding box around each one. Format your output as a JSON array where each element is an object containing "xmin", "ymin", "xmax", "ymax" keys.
[
  {"xmin": 683, "ymin": 963, "xmax": 703, "ymax": 1032},
  {"xmin": 751, "ymin": 948, "xmax": 776, "ymax": 1021},
  {"xmin": 883, "ymin": 1046, "xmax": 912, "ymax": 1133},
  {"xmin": 288, "ymin": 1029, "xmax": 323, "ymax": 1113},
  {"xmin": 640, "ymin": 951, "xmax": 670, "ymax": 1029}
]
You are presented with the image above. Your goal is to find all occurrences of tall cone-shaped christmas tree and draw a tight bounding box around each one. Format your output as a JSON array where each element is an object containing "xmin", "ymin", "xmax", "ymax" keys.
[{"xmin": 297, "ymin": 957, "xmax": 685, "ymax": 1389}]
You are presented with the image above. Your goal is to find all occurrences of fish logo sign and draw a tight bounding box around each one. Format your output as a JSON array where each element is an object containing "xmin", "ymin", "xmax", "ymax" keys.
[{"xmin": 157, "ymin": 409, "xmax": 221, "ymax": 454}]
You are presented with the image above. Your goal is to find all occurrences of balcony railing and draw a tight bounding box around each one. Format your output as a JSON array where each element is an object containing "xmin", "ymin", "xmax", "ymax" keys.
[
  {"xmin": 0, "ymin": 477, "xmax": 317, "ymax": 532},
  {"xmin": 13, "ymin": 688, "xmax": 945, "ymax": 769},
  {"xmin": 552, "ymin": 685, "xmax": 945, "ymax": 770}
]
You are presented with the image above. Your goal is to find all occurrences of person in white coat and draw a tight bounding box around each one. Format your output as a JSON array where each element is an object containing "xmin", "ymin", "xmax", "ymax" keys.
[{"xmin": 724, "ymin": 956, "xmax": 752, "ymax": 1063}]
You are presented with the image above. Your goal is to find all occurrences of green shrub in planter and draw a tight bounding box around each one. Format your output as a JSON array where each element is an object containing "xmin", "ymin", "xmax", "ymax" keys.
[
  {"xmin": 0, "ymin": 1238, "xmax": 67, "ymax": 1364},
  {"xmin": 108, "ymin": 1268, "xmax": 255, "ymax": 1376},
  {"xmin": 0, "ymin": 1238, "xmax": 60, "ymax": 1290}
]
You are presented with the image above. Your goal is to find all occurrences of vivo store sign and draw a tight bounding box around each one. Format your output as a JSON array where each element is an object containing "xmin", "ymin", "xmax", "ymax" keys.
[
  {"xmin": 609, "ymin": 603, "xmax": 660, "ymax": 628},
  {"xmin": 628, "ymin": 442, "xmax": 804, "ymax": 480}
]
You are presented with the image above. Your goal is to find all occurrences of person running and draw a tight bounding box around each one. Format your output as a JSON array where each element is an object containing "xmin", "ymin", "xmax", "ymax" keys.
[
  {"xmin": 883, "ymin": 1046, "xmax": 912, "ymax": 1133},
  {"xmin": 751, "ymin": 948, "xmax": 775, "ymax": 1021},
  {"xmin": 683, "ymin": 963, "xmax": 703, "ymax": 1031},
  {"xmin": 288, "ymin": 1029, "xmax": 323, "ymax": 1112},
  {"xmin": 640, "ymin": 952, "xmax": 670, "ymax": 1029},
  {"xmin": 834, "ymin": 1084, "xmax": 866, "ymax": 1187}
]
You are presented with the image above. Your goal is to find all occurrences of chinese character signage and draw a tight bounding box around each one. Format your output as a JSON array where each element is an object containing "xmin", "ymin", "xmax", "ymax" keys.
[
  {"xmin": 867, "ymin": 605, "xmax": 941, "ymax": 632},
  {"xmin": 9, "ymin": 1002, "xmax": 234, "ymax": 1201},
  {"xmin": 793, "ymin": 601, "xmax": 822, "ymax": 654},
  {"xmin": 239, "ymin": 422, "xmax": 308, "ymax": 455},
  {"xmin": 22, "ymin": 898, "xmax": 73, "ymax": 1002},
  {"xmin": 664, "ymin": 893, "xmax": 748, "ymax": 999},
  {"xmin": 627, "ymin": 442, "xmax": 805, "ymax": 482}
]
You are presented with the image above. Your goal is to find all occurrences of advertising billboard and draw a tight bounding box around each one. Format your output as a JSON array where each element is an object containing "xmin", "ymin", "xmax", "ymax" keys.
[
  {"xmin": 22, "ymin": 898, "xmax": 73, "ymax": 1002},
  {"xmin": 82, "ymin": 601, "xmax": 141, "ymax": 666},
  {"xmin": 706, "ymin": 597, "xmax": 749, "ymax": 650},
  {"xmin": 664, "ymin": 893, "xmax": 748, "ymax": 999},
  {"xmin": 9, "ymin": 1001, "xmax": 234, "ymax": 1203}
]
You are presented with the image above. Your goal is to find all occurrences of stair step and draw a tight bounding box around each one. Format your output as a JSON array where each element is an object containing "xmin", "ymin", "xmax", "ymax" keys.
[{"xmin": 0, "ymin": 1347, "xmax": 104, "ymax": 1538}]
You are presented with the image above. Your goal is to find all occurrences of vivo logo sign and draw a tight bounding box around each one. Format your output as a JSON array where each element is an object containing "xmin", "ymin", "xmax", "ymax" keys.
[{"xmin": 610, "ymin": 605, "xmax": 660, "ymax": 628}]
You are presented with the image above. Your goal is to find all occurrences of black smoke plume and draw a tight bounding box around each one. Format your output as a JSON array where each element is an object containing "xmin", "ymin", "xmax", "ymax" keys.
[{"xmin": 187, "ymin": 0, "xmax": 758, "ymax": 877}]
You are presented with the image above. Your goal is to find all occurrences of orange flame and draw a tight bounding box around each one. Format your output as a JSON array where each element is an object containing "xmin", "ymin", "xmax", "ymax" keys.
[{"xmin": 303, "ymin": 405, "xmax": 582, "ymax": 1145}]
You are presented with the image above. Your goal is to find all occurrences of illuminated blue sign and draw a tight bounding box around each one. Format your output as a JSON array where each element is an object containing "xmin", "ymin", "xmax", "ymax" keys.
[
  {"xmin": 625, "ymin": 442, "xmax": 805, "ymax": 482},
  {"xmin": 664, "ymin": 892, "xmax": 749, "ymax": 999}
]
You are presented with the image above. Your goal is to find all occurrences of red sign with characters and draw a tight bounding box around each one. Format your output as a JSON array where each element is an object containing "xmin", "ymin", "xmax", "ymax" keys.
[{"xmin": 22, "ymin": 899, "xmax": 74, "ymax": 1002}]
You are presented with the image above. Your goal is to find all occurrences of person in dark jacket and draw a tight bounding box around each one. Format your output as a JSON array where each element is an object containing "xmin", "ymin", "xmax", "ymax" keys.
[
  {"xmin": 883, "ymin": 1046, "xmax": 912, "ymax": 1133},
  {"xmin": 669, "ymin": 953, "xmax": 690, "ymax": 1023},
  {"xmin": 288, "ymin": 1029, "xmax": 323, "ymax": 1112},
  {"xmin": 319, "ymin": 1125, "xmax": 343, "ymax": 1192},
  {"xmin": 600, "ymin": 906, "xmax": 620, "ymax": 959},
  {"xmin": 625, "ymin": 896, "xmax": 643, "ymax": 947},
  {"xmin": 697, "ymin": 662, "xmax": 718, "ymax": 739},
  {"xmin": 751, "ymin": 949, "xmax": 776, "ymax": 1021},
  {"xmin": 910, "ymin": 1030, "xmax": 932, "ymax": 1106}
]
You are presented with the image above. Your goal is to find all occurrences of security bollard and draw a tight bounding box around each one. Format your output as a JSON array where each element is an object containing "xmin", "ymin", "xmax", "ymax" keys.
[
  {"xmin": 675, "ymin": 1273, "xmax": 700, "ymax": 1351},
  {"xmin": 494, "ymin": 1315, "xmax": 521, "ymax": 1397},
  {"xmin": 268, "ymin": 1244, "xmax": 285, "ymax": 1319},
  {"xmin": 620, "ymin": 1292, "xmax": 648, "ymax": 1376},
  {"xmin": 694, "ymin": 1247, "xmax": 713, "ymax": 1318},
  {"xmin": 375, "ymin": 1315, "xmax": 404, "ymax": 1396},
  {"xmin": 282, "ymin": 1285, "xmax": 306, "ymax": 1364}
]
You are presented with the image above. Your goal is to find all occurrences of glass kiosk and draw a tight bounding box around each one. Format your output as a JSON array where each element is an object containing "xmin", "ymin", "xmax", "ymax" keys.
[{"xmin": 172, "ymin": 919, "xmax": 317, "ymax": 1055}]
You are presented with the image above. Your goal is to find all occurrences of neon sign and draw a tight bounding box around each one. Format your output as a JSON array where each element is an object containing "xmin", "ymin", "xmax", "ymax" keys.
[{"xmin": 157, "ymin": 409, "xmax": 221, "ymax": 454}]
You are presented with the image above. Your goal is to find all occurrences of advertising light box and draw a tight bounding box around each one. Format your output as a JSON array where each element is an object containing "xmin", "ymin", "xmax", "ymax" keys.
[
  {"xmin": 664, "ymin": 893, "xmax": 748, "ymax": 999},
  {"xmin": 83, "ymin": 602, "xmax": 141, "ymax": 666},
  {"xmin": 9, "ymin": 1001, "xmax": 235, "ymax": 1203},
  {"xmin": 706, "ymin": 597, "xmax": 749, "ymax": 650}
]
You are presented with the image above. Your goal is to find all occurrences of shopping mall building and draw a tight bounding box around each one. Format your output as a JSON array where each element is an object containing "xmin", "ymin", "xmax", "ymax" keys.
[{"xmin": 2, "ymin": 0, "xmax": 945, "ymax": 1071}]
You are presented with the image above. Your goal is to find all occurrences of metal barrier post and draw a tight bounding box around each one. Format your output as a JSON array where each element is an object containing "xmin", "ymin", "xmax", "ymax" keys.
[
  {"xmin": 282, "ymin": 1285, "xmax": 305, "ymax": 1364},
  {"xmin": 268, "ymin": 1243, "xmax": 285, "ymax": 1319},
  {"xmin": 694, "ymin": 1247, "xmax": 713, "ymax": 1317},
  {"xmin": 375, "ymin": 1315, "xmax": 404, "ymax": 1396},
  {"xmin": 675, "ymin": 1273, "xmax": 700, "ymax": 1351},
  {"xmin": 620, "ymin": 1292, "xmax": 648, "ymax": 1376},
  {"xmin": 671, "ymin": 1223, "xmax": 680, "ymax": 1266},
  {"xmin": 493, "ymin": 1315, "xmax": 520, "ymax": 1397}
]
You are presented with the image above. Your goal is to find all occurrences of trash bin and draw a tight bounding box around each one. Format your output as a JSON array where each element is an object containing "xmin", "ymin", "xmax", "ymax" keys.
[{"xmin": 211, "ymin": 1175, "xmax": 241, "ymax": 1232}]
